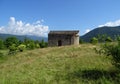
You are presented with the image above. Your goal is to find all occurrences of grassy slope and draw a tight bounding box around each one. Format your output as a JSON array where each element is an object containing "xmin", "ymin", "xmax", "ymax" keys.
[{"xmin": 0, "ymin": 44, "xmax": 119, "ymax": 84}]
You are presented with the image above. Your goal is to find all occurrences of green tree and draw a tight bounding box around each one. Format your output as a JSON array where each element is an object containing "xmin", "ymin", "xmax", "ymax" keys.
[
  {"xmin": 79, "ymin": 39, "xmax": 84, "ymax": 44},
  {"xmin": 35, "ymin": 43, "xmax": 40, "ymax": 48},
  {"xmin": 105, "ymin": 37, "xmax": 113, "ymax": 42},
  {"xmin": 34, "ymin": 40, "xmax": 40, "ymax": 48},
  {"xmin": 96, "ymin": 34, "xmax": 107, "ymax": 42},
  {"xmin": 96, "ymin": 34, "xmax": 101, "ymax": 42},
  {"xmin": 19, "ymin": 40, "xmax": 23, "ymax": 44},
  {"xmin": 27, "ymin": 41, "xmax": 35, "ymax": 50},
  {"xmin": 23, "ymin": 37, "xmax": 31, "ymax": 45},
  {"xmin": 4, "ymin": 37, "xmax": 19, "ymax": 48},
  {"xmin": 90, "ymin": 37, "xmax": 98, "ymax": 44},
  {"xmin": 40, "ymin": 39, "xmax": 48, "ymax": 48},
  {"xmin": 8, "ymin": 44, "xmax": 18, "ymax": 55},
  {"xmin": 101, "ymin": 34, "xmax": 107, "ymax": 42}
]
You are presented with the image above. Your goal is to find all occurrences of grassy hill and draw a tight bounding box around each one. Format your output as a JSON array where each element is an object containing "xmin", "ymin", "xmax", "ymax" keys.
[{"xmin": 0, "ymin": 44, "xmax": 119, "ymax": 84}]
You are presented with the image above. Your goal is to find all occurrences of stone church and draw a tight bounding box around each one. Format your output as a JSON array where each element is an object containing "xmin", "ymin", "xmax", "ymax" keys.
[{"xmin": 48, "ymin": 30, "xmax": 79, "ymax": 46}]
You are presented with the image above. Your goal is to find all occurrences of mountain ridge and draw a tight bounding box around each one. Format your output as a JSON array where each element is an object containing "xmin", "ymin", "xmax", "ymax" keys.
[
  {"xmin": 81, "ymin": 26, "xmax": 120, "ymax": 42},
  {"xmin": 0, "ymin": 33, "xmax": 48, "ymax": 41}
]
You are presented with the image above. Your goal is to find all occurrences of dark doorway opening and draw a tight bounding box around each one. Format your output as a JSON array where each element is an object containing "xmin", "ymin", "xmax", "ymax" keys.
[{"xmin": 58, "ymin": 40, "xmax": 62, "ymax": 46}]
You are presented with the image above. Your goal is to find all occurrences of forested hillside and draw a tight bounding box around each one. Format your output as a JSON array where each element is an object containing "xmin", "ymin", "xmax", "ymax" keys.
[{"xmin": 81, "ymin": 26, "xmax": 120, "ymax": 42}]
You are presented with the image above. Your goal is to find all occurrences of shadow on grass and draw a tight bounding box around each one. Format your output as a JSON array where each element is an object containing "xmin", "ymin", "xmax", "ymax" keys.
[
  {"xmin": 81, "ymin": 69, "xmax": 119, "ymax": 80},
  {"xmin": 0, "ymin": 52, "xmax": 8, "ymax": 63},
  {"xmin": 66, "ymin": 69, "xmax": 120, "ymax": 83}
]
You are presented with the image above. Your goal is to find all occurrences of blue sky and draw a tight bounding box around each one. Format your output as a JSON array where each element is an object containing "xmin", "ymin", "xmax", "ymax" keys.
[{"xmin": 0, "ymin": 0, "xmax": 120, "ymax": 36}]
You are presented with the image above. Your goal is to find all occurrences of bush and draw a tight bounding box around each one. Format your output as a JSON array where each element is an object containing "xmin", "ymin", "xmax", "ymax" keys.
[
  {"xmin": 105, "ymin": 37, "xmax": 113, "ymax": 42},
  {"xmin": 27, "ymin": 41, "xmax": 35, "ymax": 50},
  {"xmin": 35, "ymin": 43, "xmax": 40, "ymax": 48},
  {"xmin": 96, "ymin": 41, "xmax": 120, "ymax": 69},
  {"xmin": 8, "ymin": 44, "xmax": 18, "ymax": 55},
  {"xmin": 18, "ymin": 44, "xmax": 26, "ymax": 52},
  {"xmin": 4, "ymin": 37, "xmax": 19, "ymax": 48},
  {"xmin": 90, "ymin": 37, "xmax": 98, "ymax": 44},
  {"xmin": 79, "ymin": 39, "xmax": 84, "ymax": 44},
  {"xmin": 40, "ymin": 40, "xmax": 48, "ymax": 48}
]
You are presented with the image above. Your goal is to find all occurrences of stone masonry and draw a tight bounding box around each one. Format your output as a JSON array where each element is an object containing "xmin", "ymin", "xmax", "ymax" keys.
[{"xmin": 48, "ymin": 30, "xmax": 79, "ymax": 47}]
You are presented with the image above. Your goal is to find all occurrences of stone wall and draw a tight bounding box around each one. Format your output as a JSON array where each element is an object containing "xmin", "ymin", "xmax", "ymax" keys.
[
  {"xmin": 48, "ymin": 33, "xmax": 79, "ymax": 47},
  {"xmin": 74, "ymin": 34, "xmax": 79, "ymax": 45}
]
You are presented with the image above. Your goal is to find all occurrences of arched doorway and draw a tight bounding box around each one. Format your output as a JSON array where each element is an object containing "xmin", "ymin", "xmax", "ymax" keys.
[{"xmin": 58, "ymin": 40, "xmax": 62, "ymax": 46}]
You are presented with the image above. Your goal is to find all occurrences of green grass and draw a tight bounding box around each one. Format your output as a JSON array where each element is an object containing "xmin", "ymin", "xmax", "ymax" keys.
[{"xmin": 0, "ymin": 44, "xmax": 120, "ymax": 84}]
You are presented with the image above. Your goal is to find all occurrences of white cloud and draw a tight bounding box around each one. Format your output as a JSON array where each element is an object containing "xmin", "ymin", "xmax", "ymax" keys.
[
  {"xmin": 0, "ymin": 17, "xmax": 49, "ymax": 37},
  {"xmin": 98, "ymin": 19, "xmax": 120, "ymax": 27},
  {"xmin": 9, "ymin": 17, "xmax": 15, "ymax": 26},
  {"xmin": 85, "ymin": 29, "xmax": 91, "ymax": 34}
]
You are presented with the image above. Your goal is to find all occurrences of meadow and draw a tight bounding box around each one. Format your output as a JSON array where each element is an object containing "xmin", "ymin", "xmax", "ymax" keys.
[{"xmin": 0, "ymin": 44, "xmax": 120, "ymax": 84}]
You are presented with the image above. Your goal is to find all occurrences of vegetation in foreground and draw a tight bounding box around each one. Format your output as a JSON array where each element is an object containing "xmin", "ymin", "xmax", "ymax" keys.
[
  {"xmin": 0, "ymin": 44, "xmax": 120, "ymax": 84},
  {"xmin": 0, "ymin": 36, "xmax": 48, "ymax": 55}
]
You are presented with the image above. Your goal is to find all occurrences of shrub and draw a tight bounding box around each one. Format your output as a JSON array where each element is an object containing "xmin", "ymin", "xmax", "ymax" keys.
[
  {"xmin": 105, "ymin": 37, "xmax": 113, "ymax": 42},
  {"xmin": 96, "ymin": 41, "xmax": 120, "ymax": 69},
  {"xmin": 35, "ymin": 43, "xmax": 40, "ymax": 48},
  {"xmin": 90, "ymin": 37, "xmax": 98, "ymax": 44},
  {"xmin": 8, "ymin": 44, "xmax": 18, "ymax": 55},
  {"xmin": 18, "ymin": 44, "xmax": 26, "ymax": 52},
  {"xmin": 79, "ymin": 39, "xmax": 84, "ymax": 44},
  {"xmin": 27, "ymin": 41, "xmax": 35, "ymax": 50},
  {"xmin": 40, "ymin": 40, "xmax": 48, "ymax": 48},
  {"xmin": 4, "ymin": 37, "xmax": 19, "ymax": 48}
]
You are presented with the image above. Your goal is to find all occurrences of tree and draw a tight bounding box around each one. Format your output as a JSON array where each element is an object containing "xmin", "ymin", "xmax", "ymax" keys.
[
  {"xmin": 19, "ymin": 40, "xmax": 23, "ymax": 44},
  {"xmin": 90, "ymin": 37, "xmax": 98, "ymax": 44},
  {"xmin": 96, "ymin": 34, "xmax": 107, "ymax": 42},
  {"xmin": 4, "ymin": 37, "xmax": 19, "ymax": 48},
  {"xmin": 101, "ymin": 34, "xmax": 107, "ymax": 42},
  {"xmin": 8, "ymin": 44, "xmax": 18, "ymax": 55},
  {"xmin": 40, "ymin": 39, "xmax": 48, "ymax": 48},
  {"xmin": 79, "ymin": 39, "xmax": 84, "ymax": 44},
  {"xmin": 26, "ymin": 40, "xmax": 35, "ymax": 50},
  {"xmin": 105, "ymin": 37, "xmax": 113, "ymax": 42},
  {"xmin": 34, "ymin": 40, "xmax": 40, "ymax": 48}
]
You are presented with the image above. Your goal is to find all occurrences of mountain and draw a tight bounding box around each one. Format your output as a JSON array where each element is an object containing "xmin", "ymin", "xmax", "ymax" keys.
[
  {"xmin": 81, "ymin": 26, "xmax": 120, "ymax": 42},
  {"xmin": 0, "ymin": 33, "xmax": 48, "ymax": 42},
  {"xmin": 26, "ymin": 35, "xmax": 48, "ymax": 42}
]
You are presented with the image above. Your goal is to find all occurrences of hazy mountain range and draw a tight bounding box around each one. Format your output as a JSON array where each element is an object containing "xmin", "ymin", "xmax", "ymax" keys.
[{"xmin": 0, "ymin": 33, "xmax": 47, "ymax": 42}]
